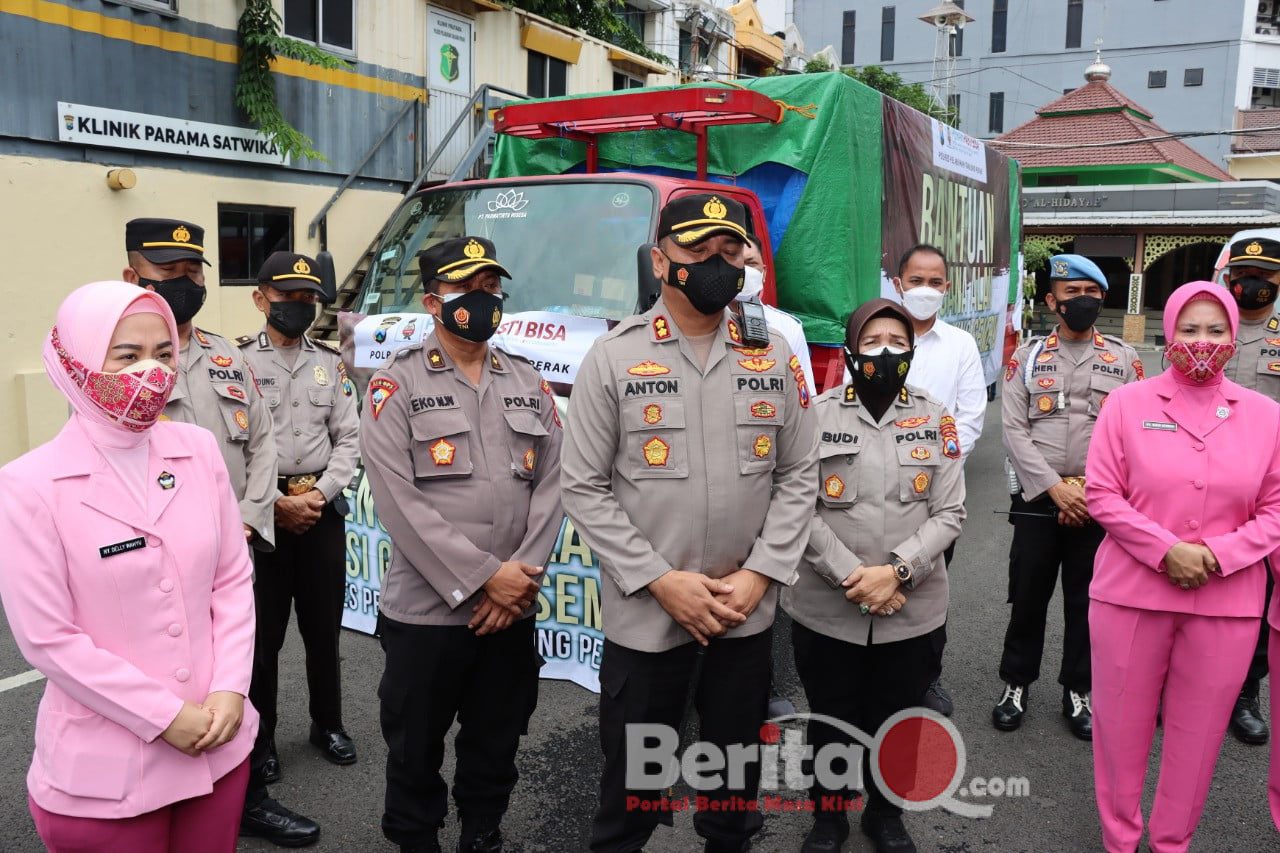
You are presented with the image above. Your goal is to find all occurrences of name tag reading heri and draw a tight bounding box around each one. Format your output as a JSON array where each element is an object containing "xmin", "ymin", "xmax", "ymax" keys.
[
  {"xmin": 99, "ymin": 537, "xmax": 146, "ymax": 558},
  {"xmin": 1142, "ymin": 421, "xmax": 1177, "ymax": 432}
]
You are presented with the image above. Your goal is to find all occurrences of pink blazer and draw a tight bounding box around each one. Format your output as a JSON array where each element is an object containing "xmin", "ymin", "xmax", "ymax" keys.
[
  {"xmin": 1086, "ymin": 370, "xmax": 1280, "ymax": 618},
  {"xmin": 0, "ymin": 418, "xmax": 258, "ymax": 819}
]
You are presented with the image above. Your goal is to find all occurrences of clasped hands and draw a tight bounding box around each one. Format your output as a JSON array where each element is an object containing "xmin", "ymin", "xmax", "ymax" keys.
[
  {"xmin": 1163, "ymin": 541, "xmax": 1219, "ymax": 591},
  {"xmin": 1048, "ymin": 481, "xmax": 1089, "ymax": 528},
  {"xmin": 842, "ymin": 564, "xmax": 907, "ymax": 617},
  {"xmin": 469, "ymin": 560, "xmax": 545, "ymax": 636},
  {"xmin": 160, "ymin": 691, "xmax": 244, "ymax": 758},
  {"xmin": 648, "ymin": 568, "xmax": 771, "ymax": 646},
  {"xmin": 275, "ymin": 489, "xmax": 327, "ymax": 535}
]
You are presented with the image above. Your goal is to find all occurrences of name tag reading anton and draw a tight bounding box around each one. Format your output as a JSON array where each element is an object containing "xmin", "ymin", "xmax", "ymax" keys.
[
  {"xmin": 99, "ymin": 537, "xmax": 146, "ymax": 558},
  {"xmin": 1142, "ymin": 421, "xmax": 1177, "ymax": 432}
]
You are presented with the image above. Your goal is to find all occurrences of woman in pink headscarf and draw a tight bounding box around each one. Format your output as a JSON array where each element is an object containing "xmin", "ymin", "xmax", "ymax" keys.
[
  {"xmin": 0, "ymin": 282, "xmax": 257, "ymax": 852},
  {"xmin": 1085, "ymin": 280, "xmax": 1280, "ymax": 852}
]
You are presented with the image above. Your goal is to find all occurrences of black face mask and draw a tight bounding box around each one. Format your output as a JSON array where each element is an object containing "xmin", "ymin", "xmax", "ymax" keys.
[
  {"xmin": 1054, "ymin": 295, "xmax": 1103, "ymax": 333},
  {"xmin": 664, "ymin": 252, "xmax": 744, "ymax": 315},
  {"xmin": 1229, "ymin": 275, "xmax": 1279, "ymax": 311},
  {"xmin": 846, "ymin": 347, "xmax": 913, "ymax": 420},
  {"xmin": 266, "ymin": 300, "xmax": 316, "ymax": 339},
  {"xmin": 436, "ymin": 289, "xmax": 504, "ymax": 342},
  {"xmin": 139, "ymin": 274, "xmax": 206, "ymax": 325}
]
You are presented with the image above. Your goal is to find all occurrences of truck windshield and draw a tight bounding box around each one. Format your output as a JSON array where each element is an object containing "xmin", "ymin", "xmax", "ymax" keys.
[{"xmin": 356, "ymin": 181, "xmax": 655, "ymax": 320}]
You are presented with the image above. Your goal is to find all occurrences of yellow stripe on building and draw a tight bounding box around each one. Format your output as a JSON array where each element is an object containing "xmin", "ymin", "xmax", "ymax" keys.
[{"xmin": 0, "ymin": 0, "xmax": 424, "ymax": 101}]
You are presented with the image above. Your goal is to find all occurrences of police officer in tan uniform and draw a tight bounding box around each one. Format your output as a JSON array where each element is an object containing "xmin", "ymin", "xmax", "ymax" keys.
[
  {"xmin": 361, "ymin": 237, "xmax": 563, "ymax": 853},
  {"xmin": 122, "ymin": 219, "xmax": 278, "ymax": 549},
  {"xmin": 1221, "ymin": 235, "xmax": 1280, "ymax": 745},
  {"xmin": 560, "ymin": 194, "xmax": 819, "ymax": 853},
  {"xmin": 784, "ymin": 298, "xmax": 965, "ymax": 853},
  {"xmin": 237, "ymin": 253, "xmax": 360, "ymax": 793},
  {"xmin": 995, "ymin": 254, "xmax": 1142, "ymax": 742},
  {"xmin": 122, "ymin": 219, "xmax": 320, "ymax": 847}
]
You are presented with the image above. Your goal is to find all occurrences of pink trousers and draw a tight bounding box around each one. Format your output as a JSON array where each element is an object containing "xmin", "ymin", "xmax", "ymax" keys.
[
  {"xmin": 29, "ymin": 759, "xmax": 248, "ymax": 853},
  {"xmin": 1270, "ymin": 627, "xmax": 1280, "ymax": 832},
  {"xmin": 1090, "ymin": 601, "xmax": 1257, "ymax": 853}
]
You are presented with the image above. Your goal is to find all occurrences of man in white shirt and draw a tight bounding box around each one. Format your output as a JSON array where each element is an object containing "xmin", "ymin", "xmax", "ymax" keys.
[
  {"xmin": 740, "ymin": 237, "xmax": 816, "ymax": 391},
  {"xmin": 893, "ymin": 244, "xmax": 987, "ymax": 717}
]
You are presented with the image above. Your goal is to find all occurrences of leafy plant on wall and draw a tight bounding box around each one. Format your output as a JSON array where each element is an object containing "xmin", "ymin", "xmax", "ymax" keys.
[
  {"xmin": 508, "ymin": 0, "xmax": 671, "ymax": 66},
  {"xmin": 236, "ymin": 0, "xmax": 348, "ymax": 161}
]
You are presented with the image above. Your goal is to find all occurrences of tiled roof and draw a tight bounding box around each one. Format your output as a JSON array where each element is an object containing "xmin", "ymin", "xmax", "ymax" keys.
[
  {"xmin": 1232, "ymin": 108, "xmax": 1280, "ymax": 153},
  {"xmin": 991, "ymin": 79, "xmax": 1231, "ymax": 181}
]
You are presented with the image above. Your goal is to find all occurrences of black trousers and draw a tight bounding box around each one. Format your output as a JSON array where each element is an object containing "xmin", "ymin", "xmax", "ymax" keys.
[
  {"xmin": 248, "ymin": 504, "xmax": 347, "ymax": 744},
  {"xmin": 792, "ymin": 621, "xmax": 943, "ymax": 821},
  {"xmin": 1244, "ymin": 569, "xmax": 1275, "ymax": 697},
  {"xmin": 379, "ymin": 615, "xmax": 542, "ymax": 847},
  {"xmin": 998, "ymin": 493, "xmax": 1104, "ymax": 693},
  {"xmin": 590, "ymin": 630, "xmax": 772, "ymax": 853}
]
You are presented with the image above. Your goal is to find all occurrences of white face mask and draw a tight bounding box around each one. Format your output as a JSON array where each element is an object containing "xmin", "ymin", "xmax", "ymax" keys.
[
  {"xmin": 738, "ymin": 265, "xmax": 765, "ymax": 301},
  {"xmin": 901, "ymin": 286, "xmax": 945, "ymax": 321}
]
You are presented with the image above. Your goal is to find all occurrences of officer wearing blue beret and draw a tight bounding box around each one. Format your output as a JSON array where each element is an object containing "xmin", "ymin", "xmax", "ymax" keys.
[{"xmin": 993, "ymin": 254, "xmax": 1144, "ymax": 741}]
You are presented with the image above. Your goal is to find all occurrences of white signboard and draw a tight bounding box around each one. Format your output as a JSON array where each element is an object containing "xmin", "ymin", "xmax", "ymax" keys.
[
  {"xmin": 57, "ymin": 102, "xmax": 288, "ymax": 165},
  {"xmin": 352, "ymin": 310, "xmax": 610, "ymax": 385},
  {"xmin": 930, "ymin": 117, "xmax": 988, "ymax": 183},
  {"xmin": 427, "ymin": 7, "xmax": 472, "ymax": 96}
]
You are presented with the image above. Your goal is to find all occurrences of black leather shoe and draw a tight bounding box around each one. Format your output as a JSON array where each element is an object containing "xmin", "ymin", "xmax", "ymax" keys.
[
  {"xmin": 801, "ymin": 817, "xmax": 850, "ymax": 853},
  {"xmin": 992, "ymin": 683, "xmax": 1027, "ymax": 732},
  {"xmin": 1230, "ymin": 694, "xmax": 1270, "ymax": 745},
  {"xmin": 309, "ymin": 724, "xmax": 357, "ymax": 765},
  {"xmin": 860, "ymin": 811, "xmax": 916, "ymax": 853},
  {"xmin": 458, "ymin": 826, "xmax": 502, "ymax": 853},
  {"xmin": 704, "ymin": 839, "xmax": 750, "ymax": 853},
  {"xmin": 239, "ymin": 797, "xmax": 320, "ymax": 847},
  {"xmin": 1062, "ymin": 690, "xmax": 1093, "ymax": 742},
  {"xmin": 260, "ymin": 739, "xmax": 282, "ymax": 784},
  {"xmin": 922, "ymin": 678, "xmax": 954, "ymax": 717}
]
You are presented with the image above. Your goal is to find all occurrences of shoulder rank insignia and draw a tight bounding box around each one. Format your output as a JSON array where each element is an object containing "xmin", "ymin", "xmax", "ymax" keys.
[
  {"xmin": 258, "ymin": 332, "xmax": 270, "ymax": 349},
  {"xmin": 727, "ymin": 318, "xmax": 742, "ymax": 344},
  {"xmin": 653, "ymin": 315, "xmax": 672, "ymax": 341},
  {"xmin": 1044, "ymin": 332, "xmax": 1059, "ymax": 350},
  {"xmin": 1268, "ymin": 316, "xmax": 1279, "ymax": 332},
  {"xmin": 235, "ymin": 335, "xmax": 253, "ymax": 347},
  {"xmin": 490, "ymin": 352, "xmax": 502, "ymax": 370},
  {"xmin": 628, "ymin": 361, "xmax": 670, "ymax": 376},
  {"xmin": 427, "ymin": 349, "xmax": 446, "ymax": 369},
  {"xmin": 368, "ymin": 377, "xmax": 398, "ymax": 419},
  {"xmin": 193, "ymin": 328, "xmax": 212, "ymax": 347},
  {"xmin": 844, "ymin": 384, "xmax": 857, "ymax": 403},
  {"xmin": 898, "ymin": 387, "xmax": 910, "ymax": 404},
  {"xmin": 1093, "ymin": 332, "xmax": 1106, "ymax": 349},
  {"xmin": 824, "ymin": 474, "xmax": 845, "ymax": 499}
]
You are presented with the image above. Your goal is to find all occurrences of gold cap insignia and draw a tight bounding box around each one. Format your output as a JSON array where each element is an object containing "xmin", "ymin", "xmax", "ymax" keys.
[
  {"xmin": 172, "ymin": 225, "xmax": 191, "ymax": 243},
  {"xmin": 463, "ymin": 239, "xmax": 486, "ymax": 260},
  {"xmin": 703, "ymin": 196, "xmax": 728, "ymax": 220},
  {"xmin": 1052, "ymin": 259, "xmax": 1068, "ymax": 276},
  {"xmin": 293, "ymin": 258, "xmax": 311, "ymax": 275},
  {"xmin": 1247, "ymin": 241, "xmax": 1264, "ymax": 256}
]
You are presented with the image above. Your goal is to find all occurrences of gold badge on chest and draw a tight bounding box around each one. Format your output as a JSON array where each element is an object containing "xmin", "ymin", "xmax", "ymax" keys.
[{"xmin": 314, "ymin": 365, "xmax": 329, "ymax": 386}]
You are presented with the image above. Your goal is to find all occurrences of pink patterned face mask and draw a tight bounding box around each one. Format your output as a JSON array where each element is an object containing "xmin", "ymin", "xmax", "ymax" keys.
[
  {"xmin": 1165, "ymin": 339, "xmax": 1237, "ymax": 383},
  {"xmin": 51, "ymin": 327, "xmax": 176, "ymax": 431}
]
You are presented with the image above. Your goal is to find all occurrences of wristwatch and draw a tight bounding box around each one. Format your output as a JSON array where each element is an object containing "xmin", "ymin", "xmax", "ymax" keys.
[{"xmin": 892, "ymin": 557, "xmax": 913, "ymax": 588}]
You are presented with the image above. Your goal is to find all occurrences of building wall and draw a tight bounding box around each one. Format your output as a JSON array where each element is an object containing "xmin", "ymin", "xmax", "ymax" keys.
[
  {"xmin": 0, "ymin": 153, "xmax": 403, "ymax": 464},
  {"xmin": 794, "ymin": 0, "xmax": 1253, "ymax": 168},
  {"xmin": 1228, "ymin": 154, "xmax": 1280, "ymax": 179}
]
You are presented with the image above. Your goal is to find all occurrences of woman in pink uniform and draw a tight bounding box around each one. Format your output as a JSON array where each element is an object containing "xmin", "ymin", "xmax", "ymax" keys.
[
  {"xmin": 1086, "ymin": 280, "xmax": 1280, "ymax": 852},
  {"xmin": 0, "ymin": 281, "xmax": 258, "ymax": 852}
]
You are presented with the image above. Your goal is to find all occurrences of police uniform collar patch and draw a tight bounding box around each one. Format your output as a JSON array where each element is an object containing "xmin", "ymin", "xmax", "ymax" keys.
[
  {"xmin": 843, "ymin": 384, "xmax": 858, "ymax": 405},
  {"xmin": 897, "ymin": 387, "xmax": 911, "ymax": 405},
  {"xmin": 1269, "ymin": 316, "xmax": 1280, "ymax": 333},
  {"xmin": 426, "ymin": 348, "xmax": 448, "ymax": 370},
  {"xmin": 258, "ymin": 331, "xmax": 271, "ymax": 349},
  {"xmin": 192, "ymin": 328, "xmax": 212, "ymax": 348},
  {"xmin": 1044, "ymin": 332, "xmax": 1060, "ymax": 351},
  {"xmin": 301, "ymin": 336, "xmax": 315, "ymax": 351},
  {"xmin": 489, "ymin": 350, "xmax": 505, "ymax": 372},
  {"xmin": 651, "ymin": 314, "xmax": 675, "ymax": 342}
]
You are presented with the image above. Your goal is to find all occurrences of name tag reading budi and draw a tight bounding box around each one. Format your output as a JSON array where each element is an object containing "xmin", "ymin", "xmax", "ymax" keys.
[
  {"xmin": 100, "ymin": 537, "xmax": 146, "ymax": 558},
  {"xmin": 1142, "ymin": 421, "xmax": 1177, "ymax": 431}
]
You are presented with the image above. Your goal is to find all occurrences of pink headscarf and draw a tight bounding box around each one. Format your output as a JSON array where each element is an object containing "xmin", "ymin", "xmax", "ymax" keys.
[
  {"xmin": 42, "ymin": 281, "xmax": 179, "ymax": 447},
  {"xmin": 1162, "ymin": 281, "xmax": 1239, "ymax": 341}
]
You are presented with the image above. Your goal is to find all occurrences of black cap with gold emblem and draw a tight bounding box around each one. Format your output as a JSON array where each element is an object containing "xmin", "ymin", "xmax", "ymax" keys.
[
  {"xmin": 125, "ymin": 218, "xmax": 211, "ymax": 265},
  {"xmin": 418, "ymin": 237, "xmax": 512, "ymax": 284},
  {"xmin": 1226, "ymin": 236, "xmax": 1280, "ymax": 271},
  {"xmin": 656, "ymin": 193, "xmax": 750, "ymax": 247},
  {"xmin": 257, "ymin": 251, "xmax": 326, "ymax": 294}
]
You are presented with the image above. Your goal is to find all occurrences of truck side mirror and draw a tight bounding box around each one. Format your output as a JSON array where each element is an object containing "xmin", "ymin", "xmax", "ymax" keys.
[
  {"xmin": 637, "ymin": 243, "xmax": 661, "ymax": 313},
  {"xmin": 316, "ymin": 250, "xmax": 338, "ymax": 305}
]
